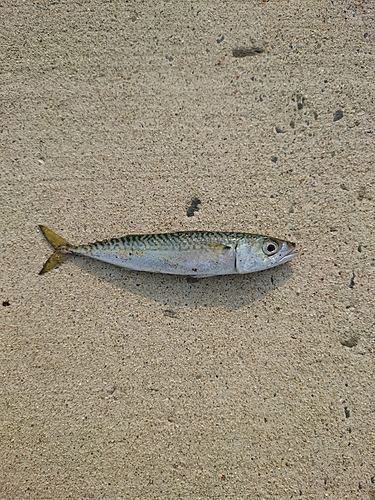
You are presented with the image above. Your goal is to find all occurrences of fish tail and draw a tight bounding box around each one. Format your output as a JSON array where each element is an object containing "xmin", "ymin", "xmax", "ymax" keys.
[{"xmin": 39, "ymin": 225, "xmax": 72, "ymax": 274}]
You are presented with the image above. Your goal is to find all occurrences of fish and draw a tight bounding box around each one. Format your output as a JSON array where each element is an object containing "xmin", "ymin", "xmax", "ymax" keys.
[{"xmin": 38, "ymin": 225, "xmax": 298, "ymax": 278}]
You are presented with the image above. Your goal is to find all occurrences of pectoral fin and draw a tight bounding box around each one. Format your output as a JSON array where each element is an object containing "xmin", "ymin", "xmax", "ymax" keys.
[{"xmin": 207, "ymin": 242, "xmax": 232, "ymax": 253}]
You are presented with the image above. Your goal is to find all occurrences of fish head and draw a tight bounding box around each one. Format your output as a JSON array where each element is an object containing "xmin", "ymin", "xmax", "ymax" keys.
[{"xmin": 236, "ymin": 236, "xmax": 298, "ymax": 274}]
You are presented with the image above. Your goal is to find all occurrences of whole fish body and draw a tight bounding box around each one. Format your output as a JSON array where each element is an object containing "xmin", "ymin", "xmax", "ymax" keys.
[{"xmin": 39, "ymin": 225, "xmax": 298, "ymax": 277}]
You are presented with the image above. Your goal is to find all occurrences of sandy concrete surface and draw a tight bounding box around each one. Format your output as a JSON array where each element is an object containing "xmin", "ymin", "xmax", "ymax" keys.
[{"xmin": 1, "ymin": 1, "xmax": 375, "ymax": 498}]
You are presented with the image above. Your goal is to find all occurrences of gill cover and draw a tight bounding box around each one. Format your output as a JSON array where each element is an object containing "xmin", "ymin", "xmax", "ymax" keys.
[{"xmin": 235, "ymin": 237, "xmax": 296, "ymax": 273}]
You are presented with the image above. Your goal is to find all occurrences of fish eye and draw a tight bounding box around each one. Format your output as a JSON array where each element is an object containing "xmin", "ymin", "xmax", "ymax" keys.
[{"xmin": 263, "ymin": 240, "xmax": 279, "ymax": 256}]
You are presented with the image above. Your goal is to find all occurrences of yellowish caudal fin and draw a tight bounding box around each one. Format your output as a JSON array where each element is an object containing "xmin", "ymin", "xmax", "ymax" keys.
[{"xmin": 39, "ymin": 225, "xmax": 71, "ymax": 275}]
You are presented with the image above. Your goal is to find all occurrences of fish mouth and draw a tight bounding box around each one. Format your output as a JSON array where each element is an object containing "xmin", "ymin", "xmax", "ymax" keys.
[{"xmin": 279, "ymin": 243, "xmax": 298, "ymax": 264}]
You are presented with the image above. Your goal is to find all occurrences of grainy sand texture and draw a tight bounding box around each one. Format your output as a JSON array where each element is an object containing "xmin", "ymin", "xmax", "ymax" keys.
[{"xmin": 1, "ymin": 1, "xmax": 375, "ymax": 499}]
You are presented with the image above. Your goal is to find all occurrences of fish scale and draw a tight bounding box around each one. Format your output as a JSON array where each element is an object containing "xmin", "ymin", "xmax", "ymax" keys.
[{"xmin": 39, "ymin": 226, "xmax": 298, "ymax": 278}]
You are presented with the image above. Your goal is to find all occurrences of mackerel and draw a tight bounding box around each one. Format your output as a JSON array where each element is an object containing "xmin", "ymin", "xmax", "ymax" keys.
[{"xmin": 39, "ymin": 225, "xmax": 297, "ymax": 278}]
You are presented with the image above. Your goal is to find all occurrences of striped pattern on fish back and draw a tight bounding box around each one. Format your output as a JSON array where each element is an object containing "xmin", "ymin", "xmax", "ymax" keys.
[{"xmin": 80, "ymin": 231, "xmax": 254, "ymax": 253}]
